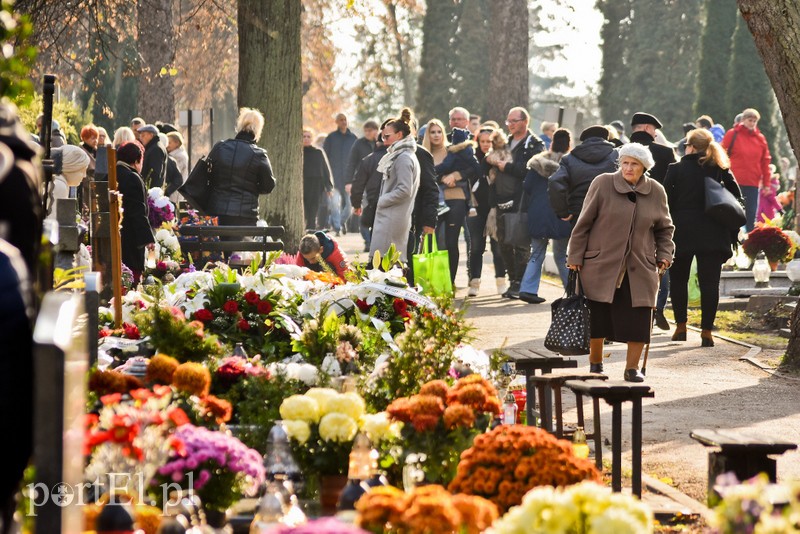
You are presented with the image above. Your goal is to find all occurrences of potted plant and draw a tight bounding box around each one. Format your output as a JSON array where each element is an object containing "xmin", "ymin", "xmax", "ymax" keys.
[{"xmin": 742, "ymin": 221, "xmax": 795, "ymax": 269}]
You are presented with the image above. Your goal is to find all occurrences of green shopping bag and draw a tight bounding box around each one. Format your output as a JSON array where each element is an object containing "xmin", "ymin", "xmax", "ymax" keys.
[
  {"xmin": 688, "ymin": 257, "xmax": 701, "ymax": 307},
  {"xmin": 412, "ymin": 234, "xmax": 453, "ymax": 296}
]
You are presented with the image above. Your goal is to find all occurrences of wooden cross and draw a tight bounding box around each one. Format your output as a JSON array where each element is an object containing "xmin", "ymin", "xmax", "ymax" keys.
[{"xmin": 105, "ymin": 146, "xmax": 123, "ymax": 328}]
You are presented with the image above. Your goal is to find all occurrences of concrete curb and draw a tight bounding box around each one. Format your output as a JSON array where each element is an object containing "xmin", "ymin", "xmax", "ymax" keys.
[{"xmin": 641, "ymin": 473, "xmax": 716, "ymax": 524}]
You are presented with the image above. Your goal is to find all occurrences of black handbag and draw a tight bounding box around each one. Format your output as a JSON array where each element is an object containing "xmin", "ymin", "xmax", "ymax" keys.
[
  {"xmin": 501, "ymin": 191, "xmax": 530, "ymax": 249},
  {"xmin": 704, "ymin": 172, "xmax": 745, "ymax": 231},
  {"xmin": 544, "ymin": 270, "xmax": 591, "ymax": 356},
  {"xmin": 179, "ymin": 155, "xmax": 213, "ymax": 215}
]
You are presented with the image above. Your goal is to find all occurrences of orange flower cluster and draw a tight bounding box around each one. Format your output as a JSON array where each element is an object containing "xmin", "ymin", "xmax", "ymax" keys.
[
  {"xmin": 386, "ymin": 375, "xmax": 501, "ymax": 433},
  {"xmin": 88, "ymin": 369, "xmax": 143, "ymax": 396},
  {"xmin": 84, "ymin": 499, "xmax": 162, "ymax": 534},
  {"xmin": 355, "ymin": 485, "xmax": 497, "ymax": 534},
  {"xmin": 304, "ymin": 270, "xmax": 342, "ymax": 285},
  {"xmin": 448, "ymin": 425, "xmax": 601, "ymax": 512},
  {"xmin": 202, "ymin": 394, "xmax": 233, "ymax": 424},
  {"xmin": 146, "ymin": 353, "xmax": 179, "ymax": 384},
  {"xmin": 172, "ymin": 362, "xmax": 211, "ymax": 397}
]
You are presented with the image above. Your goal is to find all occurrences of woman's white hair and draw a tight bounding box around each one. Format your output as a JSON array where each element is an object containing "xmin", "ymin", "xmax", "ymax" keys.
[
  {"xmin": 113, "ymin": 126, "xmax": 136, "ymax": 147},
  {"xmin": 618, "ymin": 142, "xmax": 655, "ymax": 171},
  {"xmin": 236, "ymin": 107, "xmax": 265, "ymax": 141}
]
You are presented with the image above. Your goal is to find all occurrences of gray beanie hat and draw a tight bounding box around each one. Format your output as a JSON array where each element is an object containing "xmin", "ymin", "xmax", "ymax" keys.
[{"xmin": 618, "ymin": 142, "xmax": 655, "ymax": 171}]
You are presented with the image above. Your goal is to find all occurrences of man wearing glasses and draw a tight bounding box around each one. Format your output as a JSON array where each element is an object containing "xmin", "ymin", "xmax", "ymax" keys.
[{"xmin": 487, "ymin": 107, "xmax": 545, "ymax": 298}]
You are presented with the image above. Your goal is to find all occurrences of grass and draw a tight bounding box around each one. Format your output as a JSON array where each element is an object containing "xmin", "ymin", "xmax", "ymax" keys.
[{"xmin": 664, "ymin": 308, "xmax": 790, "ymax": 350}]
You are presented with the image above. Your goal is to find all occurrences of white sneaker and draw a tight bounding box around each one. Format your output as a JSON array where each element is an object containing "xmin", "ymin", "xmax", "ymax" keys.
[
  {"xmin": 467, "ymin": 279, "xmax": 480, "ymax": 297},
  {"xmin": 496, "ymin": 277, "xmax": 509, "ymax": 295}
]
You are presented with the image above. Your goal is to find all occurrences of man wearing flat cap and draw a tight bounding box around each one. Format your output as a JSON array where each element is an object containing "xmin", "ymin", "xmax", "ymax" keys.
[
  {"xmin": 629, "ymin": 112, "xmax": 676, "ymax": 184},
  {"xmin": 137, "ymin": 124, "xmax": 167, "ymax": 189}
]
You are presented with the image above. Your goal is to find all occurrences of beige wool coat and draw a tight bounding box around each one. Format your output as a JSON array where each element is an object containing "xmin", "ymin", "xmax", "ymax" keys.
[{"xmin": 567, "ymin": 171, "xmax": 675, "ymax": 307}]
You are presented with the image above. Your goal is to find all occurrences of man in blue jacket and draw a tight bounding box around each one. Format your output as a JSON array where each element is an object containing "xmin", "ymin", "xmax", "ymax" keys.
[{"xmin": 323, "ymin": 114, "xmax": 357, "ymax": 236}]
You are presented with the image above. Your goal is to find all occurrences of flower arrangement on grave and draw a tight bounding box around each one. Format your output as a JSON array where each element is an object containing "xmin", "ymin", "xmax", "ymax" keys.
[
  {"xmin": 448, "ymin": 425, "xmax": 601, "ymax": 513},
  {"xmin": 355, "ymin": 484, "xmax": 498, "ymax": 534},
  {"xmin": 742, "ymin": 218, "xmax": 795, "ymax": 264},
  {"xmin": 154, "ymin": 423, "xmax": 265, "ymax": 513},
  {"xmin": 146, "ymin": 187, "xmax": 176, "ymax": 228},
  {"xmin": 292, "ymin": 311, "xmax": 366, "ymax": 373},
  {"xmin": 384, "ymin": 375, "xmax": 501, "ymax": 485},
  {"xmin": 133, "ymin": 304, "xmax": 223, "ymax": 363},
  {"xmin": 176, "ymin": 210, "xmax": 224, "ymax": 266},
  {"xmin": 83, "ymin": 492, "xmax": 163, "ymax": 534},
  {"xmin": 87, "ymin": 369, "xmax": 144, "ymax": 398},
  {"xmin": 98, "ymin": 321, "xmax": 141, "ymax": 340},
  {"xmin": 711, "ymin": 473, "xmax": 800, "ymax": 533},
  {"xmin": 486, "ymin": 481, "xmax": 654, "ymax": 534}
]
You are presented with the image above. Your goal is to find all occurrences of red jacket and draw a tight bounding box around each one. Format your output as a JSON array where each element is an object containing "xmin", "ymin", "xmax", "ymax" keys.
[
  {"xmin": 721, "ymin": 123, "xmax": 771, "ymax": 188},
  {"xmin": 294, "ymin": 231, "xmax": 349, "ymax": 279}
]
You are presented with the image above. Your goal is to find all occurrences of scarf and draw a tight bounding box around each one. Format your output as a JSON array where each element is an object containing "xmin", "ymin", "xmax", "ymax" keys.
[{"xmin": 377, "ymin": 135, "xmax": 417, "ymax": 177}]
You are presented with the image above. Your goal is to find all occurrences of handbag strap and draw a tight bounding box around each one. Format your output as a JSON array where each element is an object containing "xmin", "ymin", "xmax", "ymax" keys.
[
  {"xmin": 517, "ymin": 189, "xmax": 528, "ymax": 213},
  {"xmin": 726, "ymin": 130, "xmax": 739, "ymax": 157},
  {"xmin": 421, "ymin": 233, "xmax": 439, "ymax": 254},
  {"xmin": 565, "ymin": 270, "xmax": 586, "ymax": 297}
]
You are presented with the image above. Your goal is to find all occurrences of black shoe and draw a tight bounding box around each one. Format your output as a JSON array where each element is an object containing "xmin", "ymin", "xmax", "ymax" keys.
[
  {"xmin": 589, "ymin": 363, "xmax": 604, "ymax": 375},
  {"xmin": 503, "ymin": 283, "xmax": 521, "ymax": 299},
  {"xmin": 624, "ymin": 368, "xmax": 645, "ymax": 382},
  {"xmin": 519, "ymin": 292, "xmax": 545, "ymax": 304},
  {"xmin": 654, "ymin": 310, "xmax": 669, "ymax": 330}
]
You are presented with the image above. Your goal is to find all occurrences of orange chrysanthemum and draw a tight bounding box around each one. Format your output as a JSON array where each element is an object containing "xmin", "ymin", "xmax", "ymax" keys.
[
  {"xmin": 386, "ymin": 397, "xmax": 413, "ymax": 423},
  {"xmin": 171, "ymin": 362, "xmax": 211, "ymax": 397},
  {"xmin": 419, "ymin": 379, "xmax": 450, "ymax": 401},
  {"xmin": 409, "ymin": 394, "xmax": 445, "ymax": 417},
  {"xmin": 443, "ymin": 404, "xmax": 476, "ymax": 430},
  {"xmin": 451, "ymin": 493, "xmax": 499, "ymax": 534},
  {"xmin": 146, "ymin": 353, "xmax": 179, "ymax": 384},
  {"xmin": 202, "ymin": 394, "xmax": 233, "ymax": 423},
  {"xmin": 87, "ymin": 369, "xmax": 129, "ymax": 396}
]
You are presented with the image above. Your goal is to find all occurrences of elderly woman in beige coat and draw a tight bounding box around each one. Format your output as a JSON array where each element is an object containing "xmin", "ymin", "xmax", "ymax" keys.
[{"xmin": 567, "ymin": 143, "xmax": 674, "ymax": 382}]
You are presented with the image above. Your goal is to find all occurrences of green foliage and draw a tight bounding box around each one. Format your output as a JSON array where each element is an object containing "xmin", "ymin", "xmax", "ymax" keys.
[
  {"xmin": 133, "ymin": 305, "xmax": 224, "ymax": 363},
  {"xmin": 0, "ymin": 0, "xmax": 35, "ymax": 105},
  {"xmin": 415, "ymin": 1, "xmax": 457, "ymax": 123},
  {"xmin": 53, "ymin": 265, "xmax": 88, "ymax": 291},
  {"xmin": 15, "ymin": 92, "xmax": 93, "ymax": 145},
  {"xmin": 694, "ymin": 0, "xmax": 738, "ymax": 125}
]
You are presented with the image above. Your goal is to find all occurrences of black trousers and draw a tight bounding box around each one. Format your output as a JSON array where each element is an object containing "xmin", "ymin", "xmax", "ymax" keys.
[
  {"xmin": 669, "ymin": 252, "xmax": 727, "ymax": 330},
  {"xmin": 435, "ymin": 199, "xmax": 467, "ymax": 283}
]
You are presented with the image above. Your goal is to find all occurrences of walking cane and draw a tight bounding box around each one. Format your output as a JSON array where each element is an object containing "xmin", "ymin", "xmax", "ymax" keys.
[{"xmin": 642, "ymin": 267, "xmax": 667, "ymax": 376}]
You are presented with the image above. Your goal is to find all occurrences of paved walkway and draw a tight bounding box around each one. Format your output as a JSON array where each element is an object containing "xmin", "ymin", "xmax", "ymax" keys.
[{"xmin": 336, "ymin": 230, "xmax": 800, "ymax": 501}]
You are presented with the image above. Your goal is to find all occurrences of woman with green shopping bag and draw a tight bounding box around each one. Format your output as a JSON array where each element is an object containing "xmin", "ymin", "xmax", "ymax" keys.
[
  {"xmin": 413, "ymin": 233, "xmax": 453, "ymax": 296},
  {"xmin": 369, "ymin": 108, "xmax": 421, "ymax": 263}
]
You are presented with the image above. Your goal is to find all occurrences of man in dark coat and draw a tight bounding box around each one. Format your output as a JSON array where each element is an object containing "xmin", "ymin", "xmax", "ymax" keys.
[
  {"xmin": 136, "ymin": 124, "xmax": 168, "ymax": 188},
  {"xmin": 323, "ymin": 113, "xmax": 358, "ymax": 235},
  {"xmin": 345, "ymin": 120, "xmax": 379, "ymax": 241},
  {"xmin": 629, "ymin": 112, "xmax": 676, "ymax": 184},
  {"xmin": 548, "ymin": 125, "xmax": 618, "ymax": 225},
  {"xmin": 303, "ymin": 128, "xmax": 334, "ymax": 230}
]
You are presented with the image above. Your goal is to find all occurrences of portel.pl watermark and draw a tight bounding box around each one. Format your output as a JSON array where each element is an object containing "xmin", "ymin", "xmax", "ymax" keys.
[{"xmin": 26, "ymin": 472, "xmax": 194, "ymax": 516}]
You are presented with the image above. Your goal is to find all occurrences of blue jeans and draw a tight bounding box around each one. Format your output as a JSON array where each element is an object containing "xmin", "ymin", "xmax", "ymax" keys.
[
  {"xmin": 520, "ymin": 237, "xmax": 569, "ymax": 295},
  {"xmin": 656, "ymin": 270, "xmax": 670, "ymax": 312},
  {"xmin": 328, "ymin": 188, "xmax": 352, "ymax": 232},
  {"xmin": 741, "ymin": 185, "xmax": 759, "ymax": 232}
]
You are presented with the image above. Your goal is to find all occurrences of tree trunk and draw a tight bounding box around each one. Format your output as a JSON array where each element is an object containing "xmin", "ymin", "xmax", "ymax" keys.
[
  {"xmin": 137, "ymin": 0, "xmax": 176, "ymax": 123},
  {"xmin": 238, "ymin": 0, "xmax": 303, "ymax": 252},
  {"xmin": 385, "ymin": 1, "xmax": 415, "ymax": 108},
  {"xmin": 486, "ymin": 0, "xmax": 528, "ymax": 123},
  {"xmin": 737, "ymin": 0, "xmax": 800, "ymax": 367}
]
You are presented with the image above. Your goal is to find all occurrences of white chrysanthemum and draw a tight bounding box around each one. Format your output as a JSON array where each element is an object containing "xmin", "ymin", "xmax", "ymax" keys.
[
  {"xmin": 270, "ymin": 264, "xmax": 309, "ymax": 279},
  {"xmin": 361, "ymin": 412, "xmax": 399, "ymax": 443},
  {"xmin": 304, "ymin": 388, "xmax": 339, "ymax": 415},
  {"xmin": 148, "ymin": 187, "xmax": 164, "ymax": 199},
  {"xmin": 282, "ymin": 420, "xmax": 311, "ymax": 445},
  {"xmin": 589, "ymin": 507, "xmax": 652, "ymax": 534},
  {"xmin": 285, "ymin": 363, "xmax": 318, "ymax": 385},
  {"xmin": 279, "ymin": 395, "xmax": 320, "ymax": 424},
  {"xmin": 325, "ymin": 392, "xmax": 366, "ymax": 422},
  {"xmin": 154, "ymin": 196, "xmax": 171, "ymax": 208},
  {"xmin": 318, "ymin": 413, "xmax": 358, "ymax": 443}
]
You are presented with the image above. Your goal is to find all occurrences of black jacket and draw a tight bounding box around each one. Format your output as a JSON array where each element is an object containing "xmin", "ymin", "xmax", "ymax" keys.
[
  {"xmin": 141, "ymin": 136, "xmax": 167, "ymax": 189},
  {"xmin": 303, "ymin": 145, "xmax": 333, "ymax": 198},
  {"xmin": 663, "ymin": 153, "xmax": 741, "ymax": 259},
  {"xmin": 630, "ymin": 131, "xmax": 676, "ymax": 184},
  {"xmin": 323, "ymin": 128, "xmax": 358, "ymax": 191},
  {"xmin": 346, "ymin": 136, "xmax": 376, "ymax": 186},
  {"xmin": 548, "ymin": 137, "xmax": 618, "ymax": 220},
  {"xmin": 413, "ymin": 145, "xmax": 439, "ymax": 231},
  {"xmin": 117, "ymin": 162, "xmax": 155, "ymax": 271},
  {"xmin": 206, "ymin": 131, "xmax": 276, "ymax": 219},
  {"xmin": 350, "ymin": 144, "xmax": 387, "ymax": 229},
  {"xmin": 164, "ymin": 155, "xmax": 183, "ymax": 197},
  {"xmin": 493, "ymin": 131, "xmax": 545, "ymax": 206}
]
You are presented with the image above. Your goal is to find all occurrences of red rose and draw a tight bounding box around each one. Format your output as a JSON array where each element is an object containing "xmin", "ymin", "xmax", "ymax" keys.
[
  {"xmin": 244, "ymin": 291, "xmax": 260, "ymax": 305},
  {"xmin": 98, "ymin": 327, "xmax": 112, "ymax": 339},
  {"xmin": 237, "ymin": 318, "xmax": 251, "ymax": 331},
  {"xmin": 392, "ymin": 298, "xmax": 410, "ymax": 319},
  {"xmin": 122, "ymin": 322, "xmax": 140, "ymax": 340},
  {"xmin": 156, "ymin": 261, "xmax": 167, "ymax": 271},
  {"xmin": 223, "ymin": 300, "xmax": 239, "ymax": 314},
  {"xmin": 257, "ymin": 300, "xmax": 273, "ymax": 315},
  {"xmin": 355, "ymin": 299, "xmax": 371, "ymax": 313},
  {"xmin": 194, "ymin": 309, "xmax": 214, "ymax": 322}
]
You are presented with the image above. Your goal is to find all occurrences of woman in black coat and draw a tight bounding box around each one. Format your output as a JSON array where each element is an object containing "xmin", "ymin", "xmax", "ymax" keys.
[
  {"xmin": 207, "ymin": 108, "xmax": 276, "ymax": 225},
  {"xmin": 663, "ymin": 128, "xmax": 742, "ymax": 347},
  {"xmin": 116, "ymin": 141, "xmax": 155, "ymax": 282},
  {"xmin": 302, "ymin": 128, "xmax": 333, "ymax": 230}
]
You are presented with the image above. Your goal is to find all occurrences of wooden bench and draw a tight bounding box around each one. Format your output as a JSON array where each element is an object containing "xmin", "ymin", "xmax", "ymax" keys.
[
  {"xmin": 690, "ymin": 428, "xmax": 797, "ymax": 504},
  {"xmin": 529, "ymin": 372, "xmax": 607, "ymax": 439},
  {"xmin": 178, "ymin": 225, "xmax": 285, "ymax": 268},
  {"xmin": 499, "ymin": 347, "xmax": 578, "ymax": 427},
  {"xmin": 565, "ymin": 380, "xmax": 655, "ymax": 497}
]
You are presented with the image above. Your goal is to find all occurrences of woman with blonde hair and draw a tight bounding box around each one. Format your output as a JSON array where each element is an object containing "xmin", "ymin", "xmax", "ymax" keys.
[
  {"xmin": 203, "ymin": 107, "xmax": 275, "ymax": 225},
  {"xmin": 663, "ymin": 128, "xmax": 741, "ymax": 347},
  {"xmin": 113, "ymin": 126, "xmax": 136, "ymax": 148}
]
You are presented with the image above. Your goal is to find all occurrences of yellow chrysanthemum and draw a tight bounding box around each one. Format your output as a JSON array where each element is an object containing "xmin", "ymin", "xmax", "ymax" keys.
[
  {"xmin": 361, "ymin": 412, "xmax": 399, "ymax": 443},
  {"xmin": 304, "ymin": 387, "xmax": 339, "ymax": 415},
  {"xmin": 279, "ymin": 395, "xmax": 320, "ymax": 424},
  {"xmin": 325, "ymin": 391, "xmax": 366, "ymax": 421},
  {"xmin": 282, "ymin": 420, "xmax": 311, "ymax": 445},
  {"xmin": 318, "ymin": 412, "xmax": 358, "ymax": 443}
]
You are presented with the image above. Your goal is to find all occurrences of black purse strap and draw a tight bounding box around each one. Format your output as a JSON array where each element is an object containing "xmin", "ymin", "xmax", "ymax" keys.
[{"xmin": 566, "ymin": 270, "xmax": 585, "ymax": 297}]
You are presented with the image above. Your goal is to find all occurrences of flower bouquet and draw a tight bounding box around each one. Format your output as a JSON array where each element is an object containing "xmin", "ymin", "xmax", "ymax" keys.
[
  {"xmin": 355, "ymin": 484, "xmax": 498, "ymax": 534},
  {"xmin": 155, "ymin": 423, "xmax": 265, "ymax": 513},
  {"xmin": 486, "ymin": 481, "xmax": 654, "ymax": 534},
  {"xmin": 147, "ymin": 187, "xmax": 177, "ymax": 228},
  {"xmin": 742, "ymin": 219, "xmax": 795, "ymax": 264},
  {"xmin": 448, "ymin": 425, "xmax": 601, "ymax": 512},
  {"xmin": 711, "ymin": 473, "xmax": 800, "ymax": 533},
  {"xmin": 385, "ymin": 375, "xmax": 501, "ymax": 485}
]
